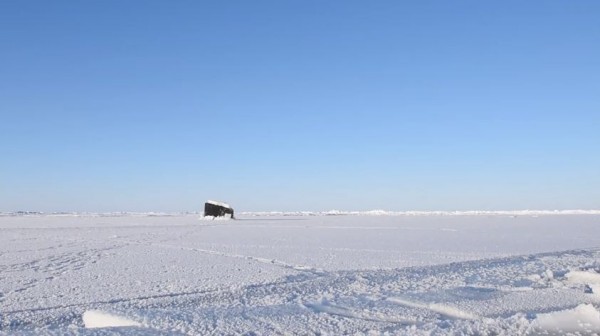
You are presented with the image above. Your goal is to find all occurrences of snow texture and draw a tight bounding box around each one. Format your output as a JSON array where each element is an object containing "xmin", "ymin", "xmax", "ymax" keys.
[{"xmin": 2, "ymin": 213, "xmax": 600, "ymax": 335}]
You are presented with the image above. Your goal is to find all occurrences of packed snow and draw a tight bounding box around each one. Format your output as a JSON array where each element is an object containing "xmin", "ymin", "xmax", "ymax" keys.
[{"xmin": 2, "ymin": 213, "xmax": 600, "ymax": 335}]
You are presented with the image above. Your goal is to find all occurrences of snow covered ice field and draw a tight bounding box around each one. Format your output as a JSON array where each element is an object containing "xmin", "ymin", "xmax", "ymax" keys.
[{"xmin": 2, "ymin": 213, "xmax": 600, "ymax": 335}]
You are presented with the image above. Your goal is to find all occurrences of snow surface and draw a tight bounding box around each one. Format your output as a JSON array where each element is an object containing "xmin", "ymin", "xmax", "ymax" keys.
[{"xmin": 2, "ymin": 214, "xmax": 600, "ymax": 335}]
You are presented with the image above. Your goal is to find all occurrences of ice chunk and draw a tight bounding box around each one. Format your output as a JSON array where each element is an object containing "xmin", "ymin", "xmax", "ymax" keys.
[{"xmin": 82, "ymin": 310, "xmax": 141, "ymax": 329}]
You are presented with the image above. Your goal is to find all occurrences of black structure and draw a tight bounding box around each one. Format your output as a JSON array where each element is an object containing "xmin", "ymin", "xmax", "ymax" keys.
[{"xmin": 204, "ymin": 200, "xmax": 235, "ymax": 219}]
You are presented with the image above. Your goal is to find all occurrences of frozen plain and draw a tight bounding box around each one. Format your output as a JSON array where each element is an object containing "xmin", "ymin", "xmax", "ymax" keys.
[{"xmin": 2, "ymin": 212, "xmax": 600, "ymax": 335}]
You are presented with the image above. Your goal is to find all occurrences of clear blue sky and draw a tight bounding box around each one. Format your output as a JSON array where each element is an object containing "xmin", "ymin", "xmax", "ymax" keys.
[{"xmin": 1, "ymin": 1, "xmax": 599, "ymax": 212}]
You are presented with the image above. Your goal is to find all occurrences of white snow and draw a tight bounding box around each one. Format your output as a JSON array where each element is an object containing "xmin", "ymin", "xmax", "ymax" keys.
[
  {"xmin": 386, "ymin": 297, "xmax": 480, "ymax": 320},
  {"xmin": 2, "ymin": 213, "xmax": 600, "ymax": 334},
  {"xmin": 566, "ymin": 270, "xmax": 600, "ymax": 285},
  {"xmin": 531, "ymin": 304, "xmax": 600, "ymax": 334},
  {"xmin": 200, "ymin": 214, "xmax": 234, "ymax": 220},
  {"xmin": 82, "ymin": 310, "xmax": 141, "ymax": 328}
]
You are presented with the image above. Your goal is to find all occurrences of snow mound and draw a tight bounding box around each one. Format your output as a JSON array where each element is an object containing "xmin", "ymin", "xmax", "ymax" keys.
[
  {"xmin": 565, "ymin": 270, "xmax": 600, "ymax": 296},
  {"xmin": 82, "ymin": 310, "xmax": 141, "ymax": 329},
  {"xmin": 566, "ymin": 270, "xmax": 600, "ymax": 285},
  {"xmin": 532, "ymin": 304, "xmax": 600, "ymax": 334}
]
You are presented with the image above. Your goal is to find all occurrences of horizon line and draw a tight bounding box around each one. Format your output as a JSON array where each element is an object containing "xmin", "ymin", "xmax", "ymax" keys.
[{"xmin": 2, "ymin": 209, "xmax": 600, "ymax": 217}]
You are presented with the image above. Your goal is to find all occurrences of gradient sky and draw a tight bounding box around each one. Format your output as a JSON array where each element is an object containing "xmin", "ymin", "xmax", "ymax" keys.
[{"xmin": 1, "ymin": 1, "xmax": 599, "ymax": 212}]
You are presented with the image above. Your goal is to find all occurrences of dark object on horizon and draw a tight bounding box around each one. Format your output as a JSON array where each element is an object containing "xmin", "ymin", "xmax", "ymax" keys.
[{"xmin": 204, "ymin": 200, "xmax": 235, "ymax": 219}]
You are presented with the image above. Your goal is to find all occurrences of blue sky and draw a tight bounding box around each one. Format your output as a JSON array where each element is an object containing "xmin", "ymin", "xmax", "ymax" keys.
[{"xmin": 1, "ymin": 1, "xmax": 599, "ymax": 212}]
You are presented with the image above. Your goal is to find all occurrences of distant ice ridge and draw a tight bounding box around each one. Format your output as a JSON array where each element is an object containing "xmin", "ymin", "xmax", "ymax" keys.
[
  {"xmin": 241, "ymin": 209, "xmax": 600, "ymax": 217},
  {"xmin": 2, "ymin": 209, "xmax": 600, "ymax": 218},
  {"xmin": 0, "ymin": 211, "xmax": 199, "ymax": 217}
]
